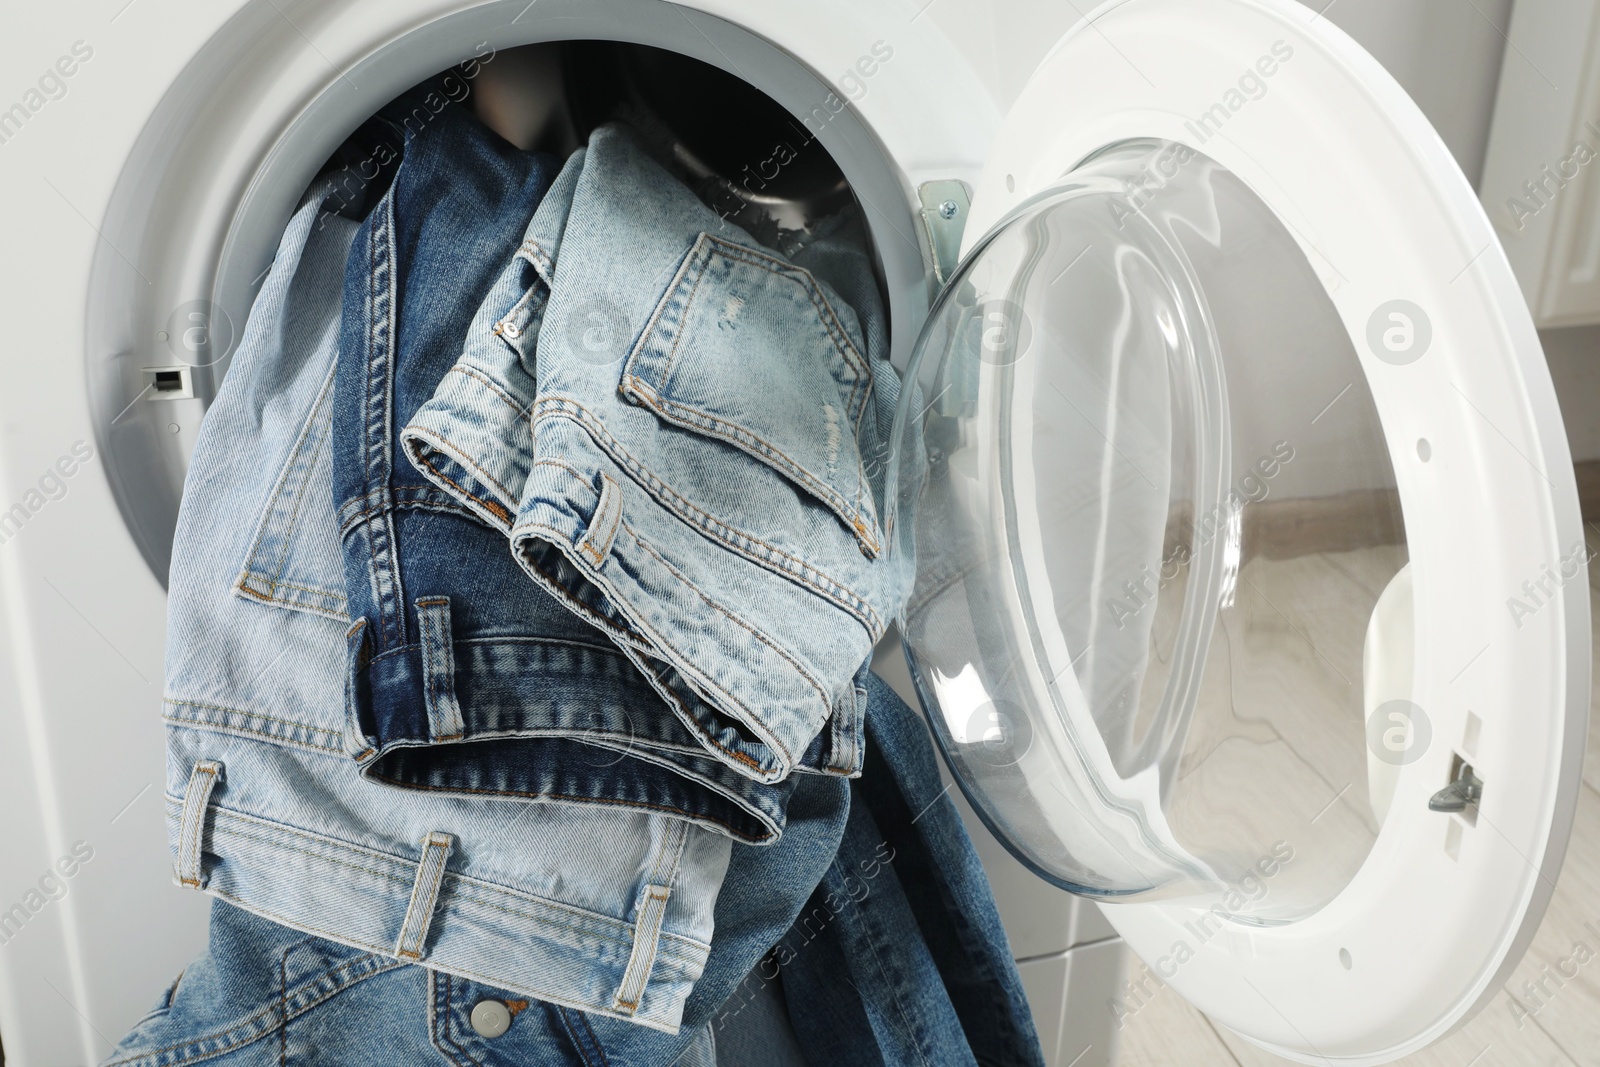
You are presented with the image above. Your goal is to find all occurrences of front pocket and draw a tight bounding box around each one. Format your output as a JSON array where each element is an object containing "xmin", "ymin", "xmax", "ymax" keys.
[
  {"xmin": 619, "ymin": 233, "xmax": 884, "ymax": 557},
  {"xmin": 233, "ymin": 361, "xmax": 349, "ymax": 621}
]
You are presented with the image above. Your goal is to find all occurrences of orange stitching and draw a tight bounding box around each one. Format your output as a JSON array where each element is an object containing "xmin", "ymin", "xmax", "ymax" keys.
[
  {"xmin": 578, "ymin": 474, "xmax": 621, "ymax": 565},
  {"xmin": 507, "ymin": 525, "xmax": 654, "ymax": 648},
  {"xmin": 236, "ymin": 577, "xmax": 347, "ymax": 603},
  {"xmin": 410, "ymin": 450, "xmax": 513, "ymax": 526}
]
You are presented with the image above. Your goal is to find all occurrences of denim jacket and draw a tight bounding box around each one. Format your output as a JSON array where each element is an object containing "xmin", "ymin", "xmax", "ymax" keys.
[
  {"xmin": 102, "ymin": 900, "xmax": 720, "ymax": 1067},
  {"xmin": 163, "ymin": 152, "xmax": 731, "ymax": 1030},
  {"xmin": 403, "ymin": 124, "xmax": 909, "ymax": 798}
]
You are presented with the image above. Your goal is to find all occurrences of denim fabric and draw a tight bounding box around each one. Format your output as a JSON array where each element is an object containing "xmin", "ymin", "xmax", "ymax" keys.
[
  {"xmin": 402, "ymin": 123, "xmax": 909, "ymax": 796},
  {"xmin": 553, "ymin": 752, "xmax": 854, "ymax": 1064},
  {"xmin": 163, "ymin": 164, "xmax": 731, "ymax": 1030},
  {"xmin": 329, "ymin": 96, "xmax": 781, "ymax": 842},
  {"xmin": 101, "ymin": 900, "xmax": 718, "ymax": 1067},
  {"xmin": 109, "ymin": 751, "xmax": 853, "ymax": 1067},
  {"xmin": 735, "ymin": 673, "xmax": 1045, "ymax": 1067}
]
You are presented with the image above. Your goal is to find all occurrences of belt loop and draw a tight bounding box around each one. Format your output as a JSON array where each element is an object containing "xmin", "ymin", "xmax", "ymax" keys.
[
  {"xmin": 829, "ymin": 680, "xmax": 868, "ymax": 777},
  {"xmin": 612, "ymin": 819, "xmax": 688, "ymax": 1015},
  {"xmin": 415, "ymin": 597, "xmax": 464, "ymax": 742},
  {"xmin": 176, "ymin": 761, "xmax": 223, "ymax": 888},
  {"xmin": 577, "ymin": 473, "xmax": 623, "ymax": 568},
  {"xmin": 612, "ymin": 883, "xmax": 673, "ymax": 1015},
  {"xmin": 395, "ymin": 831, "xmax": 454, "ymax": 961},
  {"xmin": 343, "ymin": 619, "xmax": 377, "ymax": 761}
]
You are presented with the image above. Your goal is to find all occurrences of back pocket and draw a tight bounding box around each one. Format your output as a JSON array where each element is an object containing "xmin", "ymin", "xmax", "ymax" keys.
[
  {"xmin": 233, "ymin": 362, "xmax": 349, "ymax": 621},
  {"xmin": 620, "ymin": 233, "xmax": 883, "ymax": 557}
]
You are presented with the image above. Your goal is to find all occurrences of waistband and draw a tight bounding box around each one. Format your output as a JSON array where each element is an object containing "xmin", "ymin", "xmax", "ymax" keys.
[{"xmin": 163, "ymin": 722, "xmax": 728, "ymax": 1032}]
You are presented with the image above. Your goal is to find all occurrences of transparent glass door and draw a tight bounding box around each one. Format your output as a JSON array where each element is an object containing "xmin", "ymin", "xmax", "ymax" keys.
[{"xmin": 890, "ymin": 140, "xmax": 1408, "ymax": 923}]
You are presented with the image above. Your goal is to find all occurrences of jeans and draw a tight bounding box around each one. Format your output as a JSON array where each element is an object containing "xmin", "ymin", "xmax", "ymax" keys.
[
  {"xmin": 106, "ymin": 733, "xmax": 855, "ymax": 1067},
  {"xmin": 726, "ymin": 673, "xmax": 1046, "ymax": 1067},
  {"xmin": 332, "ymin": 89, "xmax": 772, "ymax": 839},
  {"xmin": 118, "ymin": 674, "xmax": 1036, "ymax": 1067},
  {"xmin": 160, "ymin": 101, "xmax": 730, "ymax": 1029},
  {"xmin": 403, "ymin": 123, "xmax": 909, "ymax": 805},
  {"xmin": 149, "ymin": 86, "xmax": 1026, "ymax": 1054}
]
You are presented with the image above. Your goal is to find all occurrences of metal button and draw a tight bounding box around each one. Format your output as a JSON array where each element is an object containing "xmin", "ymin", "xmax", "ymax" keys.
[{"xmin": 470, "ymin": 999, "xmax": 512, "ymax": 1038}]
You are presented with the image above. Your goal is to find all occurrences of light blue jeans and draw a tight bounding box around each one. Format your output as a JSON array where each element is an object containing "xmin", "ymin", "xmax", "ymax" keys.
[
  {"xmin": 327, "ymin": 82, "xmax": 792, "ymax": 847},
  {"xmin": 403, "ymin": 123, "xmax": 909, "ymax": 797},
  {"xmin": 161, "ymin": 145, "xmax": 729, "ymax": 1030},
  {"xmin": 113, "ymin": 677, "xmax": 1040, "ymax": 1066}
]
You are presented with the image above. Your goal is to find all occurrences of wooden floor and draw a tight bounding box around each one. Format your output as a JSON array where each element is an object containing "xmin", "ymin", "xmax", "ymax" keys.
[{"xmin": 1114, "ymin": 530, "xmax": 1600, "ymax": 1067}]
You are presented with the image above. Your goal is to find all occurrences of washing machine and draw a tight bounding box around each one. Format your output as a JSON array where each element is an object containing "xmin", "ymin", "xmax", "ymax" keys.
[{"xmin": 0, "ymin": 0, "xmax": 1587, "ymax": 1064}]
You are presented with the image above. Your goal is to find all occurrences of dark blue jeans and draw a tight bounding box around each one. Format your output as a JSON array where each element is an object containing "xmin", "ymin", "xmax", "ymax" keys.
[{"xmin": 723, "ymin": 671, "xmax": 1047, "ymax": 1067}]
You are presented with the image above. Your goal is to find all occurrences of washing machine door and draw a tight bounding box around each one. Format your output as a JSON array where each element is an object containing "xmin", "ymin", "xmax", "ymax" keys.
[{"xmin": 886, "ymin": 0, "xmax": 1589, "ymax": 1061}]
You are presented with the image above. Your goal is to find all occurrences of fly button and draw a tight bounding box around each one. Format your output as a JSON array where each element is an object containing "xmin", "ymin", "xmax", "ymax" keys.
[{"xmin": 470, "ymin": 999, "xmax": 513, "ymax": 1038}]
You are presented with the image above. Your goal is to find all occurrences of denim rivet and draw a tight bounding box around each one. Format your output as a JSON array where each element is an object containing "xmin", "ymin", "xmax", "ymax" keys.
[
  {"xmin": 470, "ymin": 999, "xmax": 512, "ymax": 1038},
  {"xmin": 501, "ymin": 320, "xmax": 521, "ymax": 339}
]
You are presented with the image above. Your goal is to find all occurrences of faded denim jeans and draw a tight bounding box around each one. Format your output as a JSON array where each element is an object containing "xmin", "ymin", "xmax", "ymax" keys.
[
  {"xmin": 116, "ymin": 675, "xmax": 1037, "ymax": 1066},
  {"xmin": 329, "ymin": 89, "xmax": 785, "ymax": 845},
  {"xmin": 158, "ymin": 95, "xmax": 731, "ymax": 1032},
  {"xmin": 403, "ymin": 125, "xmax": 909, "ymax": 817}
]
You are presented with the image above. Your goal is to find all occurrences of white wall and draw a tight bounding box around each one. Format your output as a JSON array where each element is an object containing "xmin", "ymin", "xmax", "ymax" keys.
[
  {"xmin": 1314, "ymin": 0, "xmax": 1513, "ymax": 187},
  {"xmin": 1542, "ymin": 325, "xmax": 1600, "ymax": 462}
]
